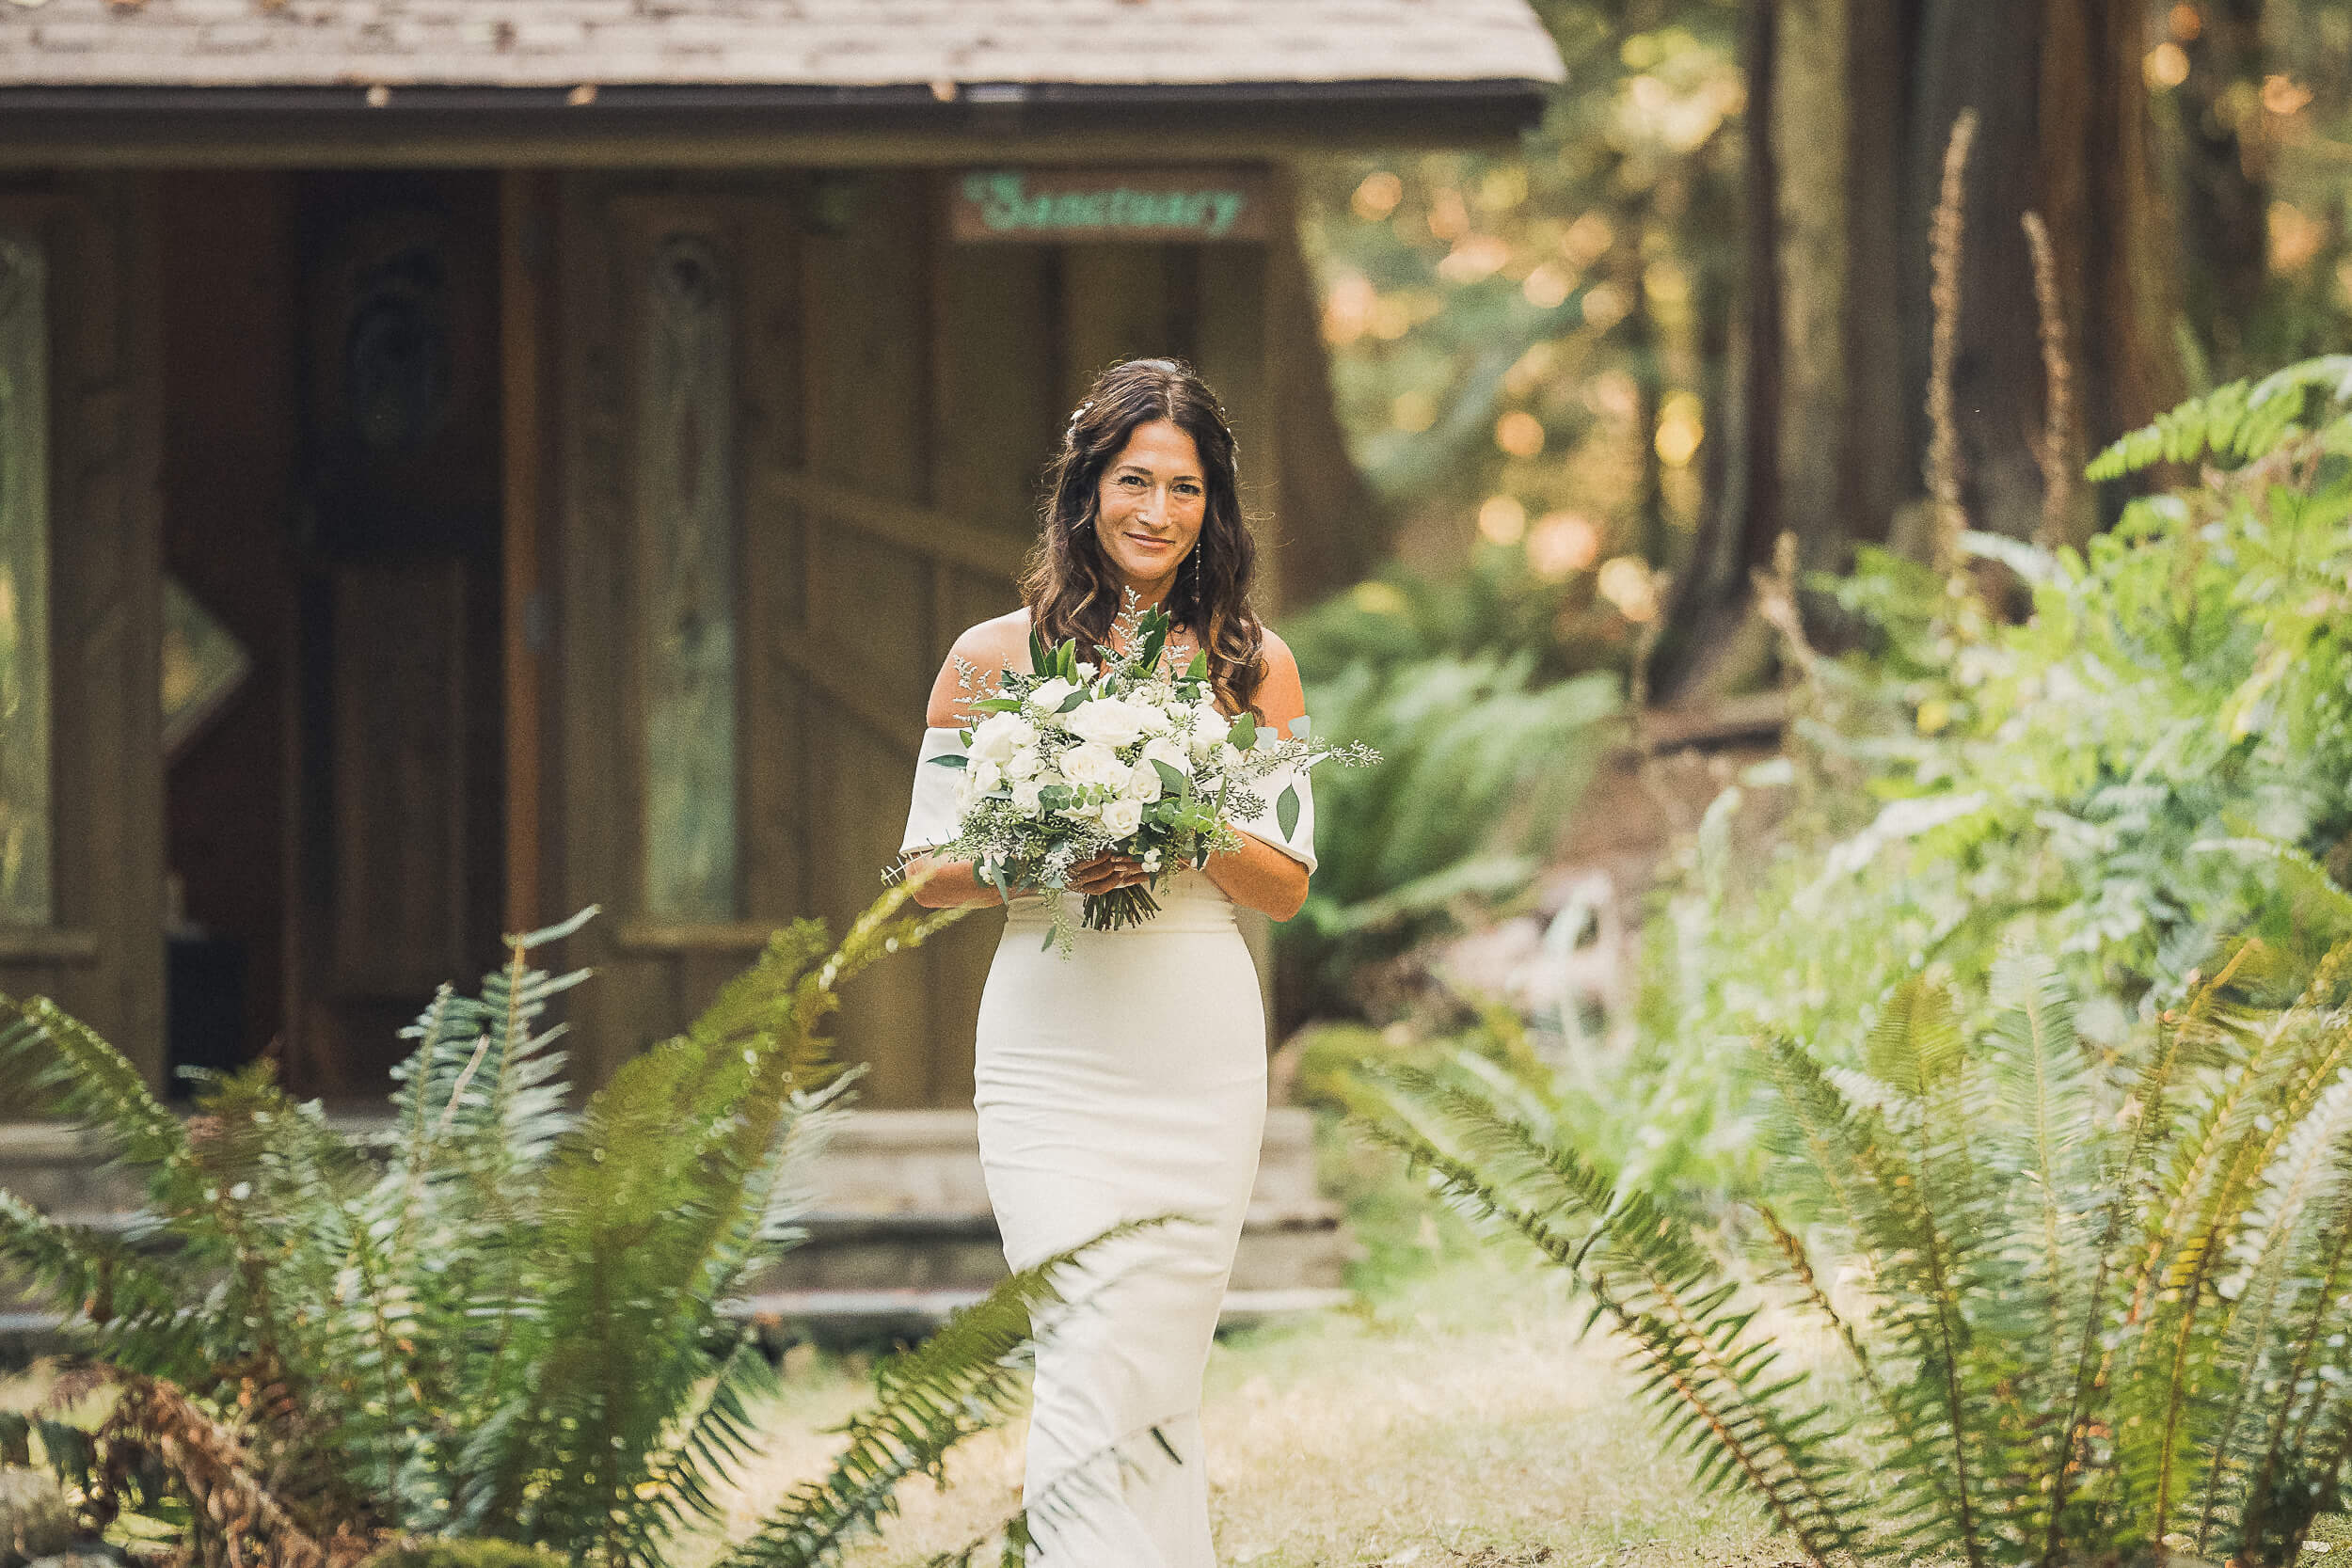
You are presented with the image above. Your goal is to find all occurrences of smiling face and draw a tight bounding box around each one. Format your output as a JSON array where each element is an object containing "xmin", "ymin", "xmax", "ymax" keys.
[{"xmin": 1091, "ymin": 418, "xmax": 1208, "ymax": 602}]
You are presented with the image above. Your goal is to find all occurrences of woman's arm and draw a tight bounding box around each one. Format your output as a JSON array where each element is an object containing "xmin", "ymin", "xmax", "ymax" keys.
[
  {"xmin": 1201, "ymin": 632, "xmax": 1313, "ymax": 923},
  {"xmin": 904, "ymin": 616, "xmax": 1025, "ymax": 910}
]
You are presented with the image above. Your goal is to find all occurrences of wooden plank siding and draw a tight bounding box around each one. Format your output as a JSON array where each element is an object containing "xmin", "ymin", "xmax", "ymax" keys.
[
  {"xmin": 0, "ymin": 175, "xmax": 165, "ymax": 1085},
  {"xmin": 548, "ymin": 166, "xmax": 1274, "ymax": 1104}
]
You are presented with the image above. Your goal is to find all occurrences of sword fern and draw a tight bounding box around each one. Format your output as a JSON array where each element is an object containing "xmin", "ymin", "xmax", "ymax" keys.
[
  {"xmin": 0, "ymin": 883, "xmax": 1108, "ymax": 1567},
  {"xmin": 1351, "ymin": 940, "xmax": 2352, "ymax": 1567}
]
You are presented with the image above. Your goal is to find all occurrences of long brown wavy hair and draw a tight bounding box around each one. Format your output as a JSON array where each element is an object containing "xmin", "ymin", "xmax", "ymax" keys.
[{"xmin": 1021, "ymin": 358, "xmax": 1269, "ymax": 714}]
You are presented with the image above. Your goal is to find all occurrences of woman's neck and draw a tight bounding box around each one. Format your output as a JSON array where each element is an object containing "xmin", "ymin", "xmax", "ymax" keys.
[{"xmin": 1120, "ymin": 570, "xmax": 1178, "ymax": 615}]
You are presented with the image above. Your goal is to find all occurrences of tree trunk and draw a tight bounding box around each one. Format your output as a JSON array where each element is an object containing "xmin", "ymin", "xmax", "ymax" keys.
[{"xmin": 1657, "ymin": 0, "xmax": 2178, "ymax": 697}]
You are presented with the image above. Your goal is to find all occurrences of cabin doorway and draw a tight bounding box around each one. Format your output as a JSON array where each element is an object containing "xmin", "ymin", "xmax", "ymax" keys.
[{"xmin": 159, "ymin": 168, "xmax": 507, "ymax": 1102}]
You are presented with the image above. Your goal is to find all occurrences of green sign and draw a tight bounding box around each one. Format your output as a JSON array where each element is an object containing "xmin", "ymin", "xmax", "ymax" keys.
[{"xmin": 950, "ymin": 167, "xmax": 1270, "ymax": 244}]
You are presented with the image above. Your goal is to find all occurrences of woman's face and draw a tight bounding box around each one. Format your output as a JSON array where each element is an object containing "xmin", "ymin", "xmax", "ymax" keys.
[{"xmin": 1092, "ymin": 418, "xmax": 1208, "ymax": 596}]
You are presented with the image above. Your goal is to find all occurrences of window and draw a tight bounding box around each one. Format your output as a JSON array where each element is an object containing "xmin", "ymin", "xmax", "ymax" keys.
[
  {"xmin": 637, "ymin": 233, "xmax": 740, "ymax": 920},
  {"xmin": 0, "ymin": 230, "xmax": 48, "ymax": 927}
]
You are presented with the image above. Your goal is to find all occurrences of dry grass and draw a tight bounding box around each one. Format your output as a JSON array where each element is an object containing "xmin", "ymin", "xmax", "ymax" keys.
[{"xmin": 681, "ymin": 1239, "xmax": 1788, "ymax": 1568}]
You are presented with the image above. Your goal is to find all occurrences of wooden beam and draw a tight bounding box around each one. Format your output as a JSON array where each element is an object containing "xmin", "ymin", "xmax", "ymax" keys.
[
  {"xmin": 769, "ymin": 626, "xmax": 928, "ymax": 759},
  {"xmin": 0, "ymin": 927, "xmax": 100, "ymax": 964},
  {"xmin": 752, "ymin": 465, "xmax": 1027, "ymax": 582}
]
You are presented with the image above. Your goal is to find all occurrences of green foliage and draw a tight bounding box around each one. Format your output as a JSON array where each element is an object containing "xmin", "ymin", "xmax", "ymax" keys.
[
  {"xmin": 1280, "ymin": 594, "xmax": 1618, "ymax": 1011},
  {"xmin": 1602, "ymin": 354, "xmax": 2352, "ymax": 1191},
  {"xmin": 0, "ymin": 885, "xmax": 1101, "ymax": 1568},
  {"xmin": 2086, "ymin": 355, "xmax": 2352, "ymax": 478},
  {"xmin": 1351, "ymin": 945, "xmax": 2352, "ymax": 1567}
]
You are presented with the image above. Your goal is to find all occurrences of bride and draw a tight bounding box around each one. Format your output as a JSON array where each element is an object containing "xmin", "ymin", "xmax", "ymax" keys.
[{"xmin": 897, "ymin": 357, "xmax": 1315, "ymax": 1567}]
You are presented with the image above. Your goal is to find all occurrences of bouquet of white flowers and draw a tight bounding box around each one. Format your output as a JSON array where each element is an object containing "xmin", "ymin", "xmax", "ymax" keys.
[{"xmin": 898, "ymin": 594, "xmax": 1376, "ymax": 950}]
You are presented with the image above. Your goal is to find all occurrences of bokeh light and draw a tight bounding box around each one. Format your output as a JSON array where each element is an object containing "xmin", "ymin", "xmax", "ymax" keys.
[
  {"xmin": 1597, "ymin": 555, "xmax": 1661, "ymax": 622},
  {"xmin": 1494, "ymin": 411, "xmax": 1547, "ymax": 458},
  {"xmin": 1527, "ymin": 513, "xmax": 1600, "ymax": 579},
  {"xmin": 1351, "ymin": 171, "xmax": 1404, "ymax": 222},
  {"xmin": 1477, "ymin": 496, "xmax": 1529, "ymax": 546}
]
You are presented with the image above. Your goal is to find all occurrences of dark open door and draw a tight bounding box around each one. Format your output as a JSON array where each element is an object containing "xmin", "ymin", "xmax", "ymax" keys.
[
  {"xmin": 281, "ymin": 172, "xmax": 507, "ymax": 1100},
  {"xmin": 0, "ymin": 178, "xmax": 166, "ymax": 1086}
]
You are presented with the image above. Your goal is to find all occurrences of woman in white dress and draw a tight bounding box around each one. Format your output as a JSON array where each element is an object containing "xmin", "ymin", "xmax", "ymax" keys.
[{"xmin": 898, "ymin": 358, "xmax": 1316, "ymax": 1568}]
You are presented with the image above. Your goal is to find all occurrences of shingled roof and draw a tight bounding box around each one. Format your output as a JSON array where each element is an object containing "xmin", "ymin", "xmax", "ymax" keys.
[{"xmin": 0, "ymin": 0, "xmax": 1566, "ymax": 90}]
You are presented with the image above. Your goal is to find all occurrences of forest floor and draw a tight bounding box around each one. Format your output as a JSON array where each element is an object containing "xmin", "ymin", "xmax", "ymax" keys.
[{"xmin": 685, "ymin": 1124, "xmax": 1787, "ymax": 1568}]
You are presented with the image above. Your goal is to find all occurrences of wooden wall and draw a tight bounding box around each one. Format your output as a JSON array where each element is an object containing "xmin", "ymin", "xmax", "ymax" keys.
[
  {"xmin": 0, "ymin": 173, "xmax": 165, "ymax": 1079},
  {"xmin": 546, "ymin": 168, "xmax": 1274, "ymax": 1104}
]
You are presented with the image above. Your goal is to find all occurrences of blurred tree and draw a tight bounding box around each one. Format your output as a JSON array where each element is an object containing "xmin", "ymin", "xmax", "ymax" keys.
[
  {"xmin": 1296, "ymin": 0, "xmax": 1745, "ymax": 671},
  {"xmin": 1659, "ymin": 0, "xmax": 2183, "ymax": 694},
  {"xmin": 1295, "ymin": 0, "xmax": 2352, "ymax": 697},
  {"xmin": 2153, "ymin": 0, "xmax": 2352, "ymax": 380}
]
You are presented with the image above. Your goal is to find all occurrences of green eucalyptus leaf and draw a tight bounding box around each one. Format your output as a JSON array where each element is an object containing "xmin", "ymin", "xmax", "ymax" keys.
[
  {"xmin": 1277, "ymin": 784, "xmax": 1301, "ymax": 840},
  {"xmin": 1228, "ymin": 711, "xmax": 1260, "ymax": 751},
  {"xmin": 930, "ymin": 752, "xmax": 968, "ymax": 768},
  {"xmin": 1152, "ymin": 760, "xmax": 1192, "ymax": 798}
]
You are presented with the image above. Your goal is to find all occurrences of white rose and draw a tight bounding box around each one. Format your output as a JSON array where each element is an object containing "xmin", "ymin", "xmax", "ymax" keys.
[
  {"xmin": 968, "ymin": 711, "xmax": 1037, "ymax": 765},
  {"xmin": 1026, "ymin": 676, "xmax": 1079, "ymax": 717},
  {"xmin": 1060, "ymin": 741, "xmax": 1129, "ymax": 790},
  {"xmin": 1063, "ymin": 695, "xmax": 1154, "ymax": 749},
  {"xmin": 1126, "ymin": 760, "xmax": 1164, "ymax": 802},
  {"xmin": 968, "ymin": 759, "xmax": 1004, "ymax": 797},
  {"xmin": 1005, "ymin": 744, "xmax": 1044, "ymax": 780},
  {"xmin": 1137, "ymin": 700, "xmax": 1178, "ymax": 736},
  {"xmin": 1099, "ymin": 796, "xmax": 1145, "ymax": 837},
  {"xmin": 1141, "ymin": 736, "xmax": 1193, "ymax": 778},
  {"xmin": 1010, "ymin": 777, "xmax": 1047, "ymax": 816}
]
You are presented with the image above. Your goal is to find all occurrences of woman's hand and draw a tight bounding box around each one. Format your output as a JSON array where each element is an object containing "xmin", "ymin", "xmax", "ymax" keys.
[{"xmin": 1069, "ymin": 852, "xmax": 1150, "ymax": 895}]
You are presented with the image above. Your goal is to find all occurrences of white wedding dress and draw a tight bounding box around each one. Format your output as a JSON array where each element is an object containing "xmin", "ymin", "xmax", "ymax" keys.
[{"xmin": 900, "ymin": 725, "xmax": 1315, "ymax": 1568}]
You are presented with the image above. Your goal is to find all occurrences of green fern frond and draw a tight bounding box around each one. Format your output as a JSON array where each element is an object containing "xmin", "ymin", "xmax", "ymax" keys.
[
  {"xmin": 2192, "ymin": 1071, "xmax": 2352, "ymax": 1554},
  {"xmin": 0, "ymin": 1192, "xmax": 198, "ymax": 1372},
  {"xmin": 1347, "ymin": 1063, "xmax": 1857, "ymax": 1566},
  {"xmin": 1758, "ymin": 1035, "xmax": 1994, "ymax": 1564},
  {"xmin": 2087, "ymin": 357, "xmax": 2352, "ymax": 480},
  {"xmin": 0, "ymin": 995, "xmax": 185, "ymax": 1169},
  {"xmin": 719, "ymin": 1221, "xmax": 1168, "ymax": 1568}
]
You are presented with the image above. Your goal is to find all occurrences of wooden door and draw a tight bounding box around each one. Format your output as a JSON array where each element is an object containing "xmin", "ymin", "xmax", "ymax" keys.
[
  {"xmin": 0, "ymin": 178, "xmax": 166, "ymax": 1085},
  {"xmin": 282, "ymin": 172, "xmax": 507, "ymax": 1098},
  {"xmin": 548, "ymin": 170, "xmax": 1278, "ymax": 1104},
  {"xmin": 549, "ymin": 173, "xmax": 1023, "ymax": 1103}
]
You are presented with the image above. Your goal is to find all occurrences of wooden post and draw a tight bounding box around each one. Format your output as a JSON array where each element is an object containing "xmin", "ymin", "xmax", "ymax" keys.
[{"xmin": 500, "ymin": 171, "xmax": 550, "ymax": 938}]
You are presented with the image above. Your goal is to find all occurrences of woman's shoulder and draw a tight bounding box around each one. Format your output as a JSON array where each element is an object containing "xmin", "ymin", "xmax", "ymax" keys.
[
  {"xmin": 947, "ymin": 609, "xmax": 1033, "ymax": 670},
  {"xmin": 929, "ymin": 610, "xmax": 1033, "ymax": 727},
  {"xmin": 1256, "ymin": 625, "xmax": 1297, "ymax": 674}
]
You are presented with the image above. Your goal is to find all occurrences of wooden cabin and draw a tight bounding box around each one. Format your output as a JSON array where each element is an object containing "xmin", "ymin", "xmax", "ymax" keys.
[{"xmin": 0, "ymin": 1, "xmax": 1563, "ymax": 1116}]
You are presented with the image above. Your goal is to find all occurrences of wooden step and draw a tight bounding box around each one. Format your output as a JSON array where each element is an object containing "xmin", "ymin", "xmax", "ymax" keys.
[{"xmin": 0, "ymin": 1107, "xmax": 1352, "ymax": 1340}]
